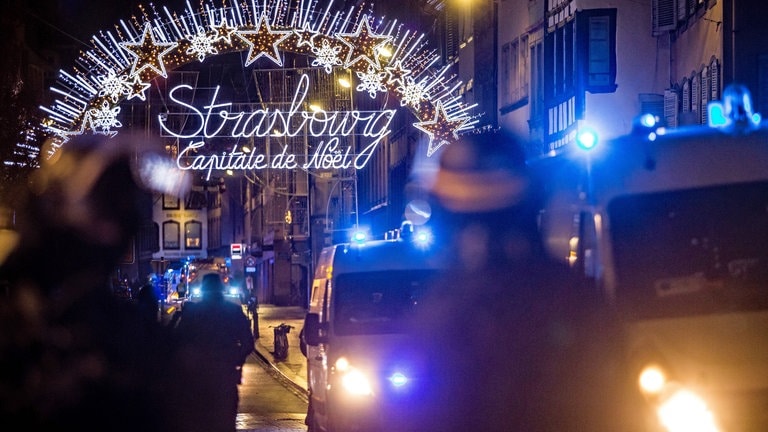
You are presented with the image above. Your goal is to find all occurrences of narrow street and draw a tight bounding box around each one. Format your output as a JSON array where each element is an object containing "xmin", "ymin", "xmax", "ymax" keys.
[{"xmin": 236, "ymin": 352, "xmax": 308, "ymax": 432}]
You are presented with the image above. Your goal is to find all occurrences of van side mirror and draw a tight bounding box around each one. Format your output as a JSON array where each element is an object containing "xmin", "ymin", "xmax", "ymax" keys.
[{"xmin": 303, "ymin": 312, "xmax": 327, "ymax": 346}]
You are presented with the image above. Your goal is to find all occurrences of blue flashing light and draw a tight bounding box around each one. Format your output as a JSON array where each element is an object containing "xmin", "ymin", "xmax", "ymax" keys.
[
  {"xmin": 708, "ymin": 101, "xmax": 728, "ymax": 127},
  {"xmin": 576, "ymin": 128, "xmax": 598, "ymax": 151},
  {"xmin": 639, "ymin": 113, "xmax": 657, "ymax": 128},
  {"xmin": 710, "ymin": 84, "xmax": 763, "ymax": 129},
  {"xmin": 389, "ymin": 372, "xmax": 408, "ymax": 387},
  {"xmin": 352, "ymin": 230, "xmax": 367, "ymax": 243},
  {"xmin": 413, "ymin": 227, "xmax": 433, "ymax": 248}
]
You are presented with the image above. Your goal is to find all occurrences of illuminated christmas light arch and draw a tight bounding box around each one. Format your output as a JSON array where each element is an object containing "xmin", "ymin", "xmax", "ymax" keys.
[{"xmin": 40, "ymin": 0, "xmax": 478, "ymax": 165}]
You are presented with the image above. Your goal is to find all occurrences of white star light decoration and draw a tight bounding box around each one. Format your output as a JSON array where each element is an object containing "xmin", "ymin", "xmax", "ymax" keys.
[
  {"xmin": 211, "ymin": 18, "xmax": 238, "ymax": 45},
  {"xmin": 126, "ymin": 75, "xmax": 151, "ymax": 101},
  {"xmin": 414, "ymin": 102, "xmax": 469, "ymax": 156},
  {"xmin": 41, "ymin": 0, "xmax": 477, "ymax": 158},
  {"xmin": 336, "ymin": 15, "xmax": 391, "ymax": 69},
  {"xmin": 294, "ymin": 23, "xmax": 319, "ymax": 49},
  {"xmin": 237, "ymin": 13, "xmax": 292, "ymax": 67},
  {"xmin": 120, "ymin": 24, "xmax": 178, "ymax": 78}
]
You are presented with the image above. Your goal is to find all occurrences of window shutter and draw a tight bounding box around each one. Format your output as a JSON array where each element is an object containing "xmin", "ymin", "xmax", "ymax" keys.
[
  {"xmin": 700, "ymin": 67, "xmax": 709, "ymax": 124},
  {"xmin": 664, "ymin": 89, "xmax": 679, "ymax": 128},
  {"xmin": 446, "ymin": 12, "xmax": 459, "ymax": 61},
  {"xmin": 678, "ymin": 0, "xmax": 687, "ymax": 22},
  {"xmin": 710, "ymin": 58, "xmax": 720, "ymax": 101},
  {"xmin": 682, "ymin": 79, "xmax": 690, "ymax": 113},
  {"xmin": 691, "ymin": 75, "xmax": 700, "ymax": 122},
  {"xmin": 640, "ymin": 93, "xmax": 665, "ymax": 119},
  {"xmin": 652, "ymin": 0, "xmax": 677, "ymax": 35},
  {"xmin": 687, "ymin": 0, "xmax": 697, "ymax": 17}
]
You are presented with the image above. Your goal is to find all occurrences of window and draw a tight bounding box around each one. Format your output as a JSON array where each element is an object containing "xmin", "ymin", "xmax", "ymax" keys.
[
  {"xmin": 445, "ymin": 9, "xmax": 460, "ymax": 61},
  {"xmin": 163, "ymin": 221, "xmax": 180, "ymax": 250},
  {"xmin": 333, "ymin": 270, "xmax": 438, "ymax": 336},
  {"xmin": 691, "ymin": 74, "xmax": 700, "ymax": 123},
  {"xmin": 664, "ymin": 88, "xmax": 679, "ymax": 128},
  {"xmin": 653, "ymin": 0, "xmax": 676, "ymax": 35},
  {"xmin": 700, "ymin": 65, "xmax": 709, "ymax": 125},
  {"xmin": 609, "ymin": 181, "xmax": 768, "ymax": 319},
  {"xmin": 501, "ymin": 40, "xmax": 517, "ymax": 105},
  {"xmin": 529, "ymin": 39, "xmax": 545, "ymax": 128},
  {"xmin": 163, "ymin": 194, "xmax": 180, "ymax": 210},
  {"xmin": 185, "ymin": 191, "xmax": 207, "ymax": 209},
  {"xmin": 520, "ymin": 34, "xmax": 529, "ymax": 101},
  {"xmin": 682, "ymin": 79, "xmax": 691, "ymax": 113},
  {"xmin": 185, "ymin": 220, "xmax": 202, "ymax": 249},
  {"xmin": 501, "ymin": 34, "xmax": 530, "ymax": 113},
  {"xmin": 139, "ymin": 222, "xmax": 160, "ymax": 253},
  {"xmin": 710, "ymin": 58, "xmax": 720, "ymax": 102},
  {"xmin": 580, "ymin": 9, "xmax": 617, "ymax": 92}
]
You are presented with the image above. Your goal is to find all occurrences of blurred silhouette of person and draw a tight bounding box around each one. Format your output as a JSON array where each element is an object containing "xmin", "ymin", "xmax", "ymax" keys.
[
  {"xmin": 136, "ymin": 282, "xmax": 160, "ymax": 323},
  {"xmin": 411, "ymin": 131, "xmax": 641, "ymax": 431},
  {"xmin": 174, "ymin": 272, "xmax": 254, "ymax": 432},
  {"xmin": 0, "ymin": 134, "xmax": 190, "ymax": 431}
]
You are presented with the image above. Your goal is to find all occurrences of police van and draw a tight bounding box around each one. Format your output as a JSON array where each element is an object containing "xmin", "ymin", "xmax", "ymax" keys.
[
  {"xmin": 540, "ymin": 84, "xmax": 768, "ymax": 431},
  {"xmin": 302, "ymin": 225, "xmax": 443, "ymax": 432}
]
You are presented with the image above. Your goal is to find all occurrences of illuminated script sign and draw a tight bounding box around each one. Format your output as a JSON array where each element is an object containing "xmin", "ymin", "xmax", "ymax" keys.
[
  {"xmin": 159, "ymin": 74, "xmax": 395, "ymax": 179},
  {"xmin": 41, "ymin": 0, "xmax": 478, "ymax": 173}
]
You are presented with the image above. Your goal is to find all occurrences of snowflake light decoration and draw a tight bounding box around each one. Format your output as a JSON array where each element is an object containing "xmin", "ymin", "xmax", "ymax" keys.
[
  {"xmin": 399, "ymin": 77, "xmax": 428, "ymax": 108},
  {"xmin": 41, "ymin": 0, "xmax": 479, "ymax": 159},
  {"xmin": 356, "ymin": 65, "xmax": 388, "ymax": 99},
  {"xmin": 186, "ymin": 27, "xmax": 219, "ymax": 62},
  {"xmin": 87, "ymin": 100, "xmax": 122, "ymax": 136},
  {"xmin": 96, "ymin": 69, "xmax": 130, "ymax": 102},
  {"xmin": 311, "ymin": 39, "xmax": 343, "ymax": 73}
]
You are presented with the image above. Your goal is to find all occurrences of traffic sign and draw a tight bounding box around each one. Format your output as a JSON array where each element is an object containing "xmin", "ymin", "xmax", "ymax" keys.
[
  {"xmin": 244, "ymin": 255, "xmax": 257, "ymax": 272},
  {"xmin": 231, "ymin": 243, "xmax": 243, "ymax": 259}
]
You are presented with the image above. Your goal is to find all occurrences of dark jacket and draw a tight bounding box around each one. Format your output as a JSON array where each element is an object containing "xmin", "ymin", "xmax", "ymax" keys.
[{"xmin": 172, "ymin": 293, "xmax": 254, "ymax": 432}]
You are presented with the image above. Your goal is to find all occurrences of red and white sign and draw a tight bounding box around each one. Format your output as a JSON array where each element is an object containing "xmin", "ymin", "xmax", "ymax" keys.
[{"xmin": 230, "ymin": 243, "xmax": 243, "ymax": 259}]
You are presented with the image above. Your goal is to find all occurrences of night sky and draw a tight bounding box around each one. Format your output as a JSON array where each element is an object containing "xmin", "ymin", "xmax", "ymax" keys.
[{"xmin": 20, "ymin": 0, "xmax": 432, "ymax": 58}]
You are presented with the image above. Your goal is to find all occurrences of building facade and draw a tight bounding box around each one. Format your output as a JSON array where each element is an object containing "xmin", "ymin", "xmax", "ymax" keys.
[{"xmin": 490, "ymin": 0, "xmax": 768, "ymax": 159}]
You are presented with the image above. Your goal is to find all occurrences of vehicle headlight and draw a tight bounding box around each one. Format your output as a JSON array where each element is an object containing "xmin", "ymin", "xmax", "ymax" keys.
[
  {"xmin": 657, "ymin": 388, "xmax": 719, "ymax": 432},
  {"xmin": 638, "ymin": 364, "xmax": 719, "ymax": 432},
  {"xmin": 335, "ymin": 357, "xmax": 373, "ymax": 396},
  {"xmin": 192, "ymin": 287, "xmax": 201, "ymax": 297},
  {"xmin": 228, "ymin": 287, "xmax": 240, "ymax": 296},
  {"xmin": 639, "ymin": 364, "xmax": 667, "ymax": 395}
]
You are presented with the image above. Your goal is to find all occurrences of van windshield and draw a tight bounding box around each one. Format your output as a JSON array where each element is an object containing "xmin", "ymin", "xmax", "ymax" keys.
[
  {"xmin": 608, "ymin": 181, "xmax": 768, "ymax": 320},
  {"xmin": 333, "ymin": 270, "xmax": 438, "ymax": 335}
]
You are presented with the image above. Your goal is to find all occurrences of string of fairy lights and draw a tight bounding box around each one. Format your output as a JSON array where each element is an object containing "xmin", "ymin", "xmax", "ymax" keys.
[{"xmin": 40, "ymin": 0, "xmax": 479, "ymax": 158}]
